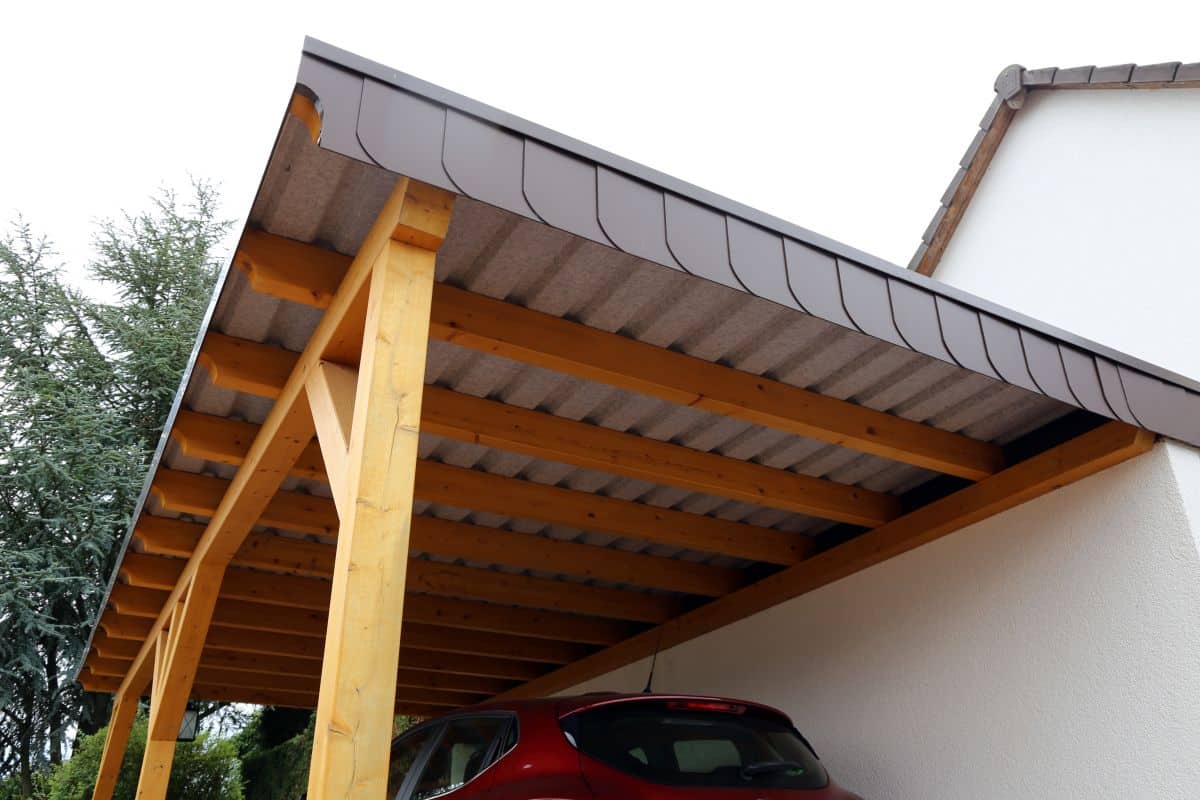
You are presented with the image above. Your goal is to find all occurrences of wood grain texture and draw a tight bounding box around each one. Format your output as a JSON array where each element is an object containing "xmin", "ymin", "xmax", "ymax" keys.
[{"xmin": 224, "ymin": 233, "xmax": 1002, "ymax": 479}]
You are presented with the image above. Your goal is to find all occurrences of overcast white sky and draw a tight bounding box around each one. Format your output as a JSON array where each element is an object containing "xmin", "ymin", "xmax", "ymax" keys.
[{"xmin": 3, "ymin": 0, "xmax": 1198, "ymax": 289}]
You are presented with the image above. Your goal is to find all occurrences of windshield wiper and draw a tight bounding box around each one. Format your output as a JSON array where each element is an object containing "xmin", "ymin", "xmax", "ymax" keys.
[{"xmin": 740, "ymin": 760, "xmax": 806, "ymax": 780}]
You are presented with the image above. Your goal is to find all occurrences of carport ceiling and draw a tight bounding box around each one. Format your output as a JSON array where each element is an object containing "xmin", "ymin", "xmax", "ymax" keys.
[{"xmin": 77, "ymin": 38, "xmax": 1191, "ymax": 713}]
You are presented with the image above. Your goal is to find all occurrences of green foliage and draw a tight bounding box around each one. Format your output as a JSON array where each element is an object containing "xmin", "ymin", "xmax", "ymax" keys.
[
  {"xmin": 48, "ymin": 716, "xmax": 243, "ymax": 800},
  {"xmin": 87, "ymin": 182, "xmax": 227, "ymax": 454},
  {"xmin": 0, "ymin": 182, "xmax": 229, "ymax": 794},
  {"xmin": 0, "ymin": 225, "xmax": 140, "ymax": 785},
  {"xmin": 0, "ymin": 772, "xmax": 50, "ymax": 800},
  {"xmin": 235, "ymin": 710, "xmax": 314, "ymax": 800}
]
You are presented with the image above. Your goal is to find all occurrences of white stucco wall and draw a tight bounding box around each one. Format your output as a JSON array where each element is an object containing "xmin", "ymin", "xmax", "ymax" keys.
[
  {"xmin": 564, "ymin": 442, "xmax": 1200, "ymax": 799},
  {"xmin": 933, "ymin": 87, "xmax": 1200, "ymax": 382}
]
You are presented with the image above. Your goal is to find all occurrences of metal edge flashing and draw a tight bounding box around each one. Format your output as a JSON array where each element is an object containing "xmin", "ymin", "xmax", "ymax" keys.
[
  {"xmin": 296, "ymin": 39, "xmax": 1200, "ymax": 437},
  {"xmin": 912, "ymin": 59, "xmax": 1200, "ymax": 279}
]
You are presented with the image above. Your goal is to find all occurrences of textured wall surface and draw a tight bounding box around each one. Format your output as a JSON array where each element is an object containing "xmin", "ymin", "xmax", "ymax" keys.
[
  {"xmin": 933, "ymin": 87, "xmax": 1200, "ymax": 381},
  {"xmin": 564, "ymin": 442, "xmax": 1200, "ymax": 799}
]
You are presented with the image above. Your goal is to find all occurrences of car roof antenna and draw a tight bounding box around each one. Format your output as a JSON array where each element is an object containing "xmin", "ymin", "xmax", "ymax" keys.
[{"xmin": 642, "ymin": 629, "xmax": 665, "ymax": 694}]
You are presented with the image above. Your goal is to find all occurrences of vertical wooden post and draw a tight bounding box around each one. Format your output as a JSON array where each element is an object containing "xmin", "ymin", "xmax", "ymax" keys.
[
  {"xmin": 91, "ymin": 689, "xmax": 139, "ymax": 800},
  {"xmin": 305, "ymin": 181, "xmax": 452, "ymax": 799},
  {"xmin": 133, "ymin": 563, "xmax": 224, "ymax": 800}
]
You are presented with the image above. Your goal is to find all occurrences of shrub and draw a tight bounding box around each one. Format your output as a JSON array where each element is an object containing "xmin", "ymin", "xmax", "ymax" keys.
[
  {"xmin": 48, "ymin": 716, "xmax": 243, "ymax": 800},
  {"xmin": 0, "ymin": 771, "xmax": 51, "ymax": 800}
]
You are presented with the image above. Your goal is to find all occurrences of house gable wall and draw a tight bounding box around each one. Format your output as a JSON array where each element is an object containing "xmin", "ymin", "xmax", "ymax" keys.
[{"xmin": 933, "ymin": 87, "xmax": 1200, "ymax": 381}]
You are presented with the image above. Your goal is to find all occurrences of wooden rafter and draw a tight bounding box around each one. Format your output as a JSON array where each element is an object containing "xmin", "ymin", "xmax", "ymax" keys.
[
  {"xmin": 229, "ymin": 231, "xmax": 1003, "ymax": 480},
  {"xmin": 88, "ymin": 647, "xmax": 521, "ymax": 696},
  {"xmin": 152, "ymin": 457, "xmax": 809, "ymax": 566},
  {"xmin": 107, "ymin": 586, "xmax": 593, "ymax": 665},
  {"xmin": 109, "ymin": 576, "xmax": 636, "ymax": 646},
  {"xmin": 119, "ymin": 550, "xmax": 681, "ymax": 624},
  {"xmin": 182, "ymin": 360, "xmax": 900, "ymax": 527},
  {"xmin": 95, "ymin": 621, "xmax": 550, "ymax": 682},
  {"xmin": 495, "ymin": 421, "xmax": 1154, "ymax": 699}
]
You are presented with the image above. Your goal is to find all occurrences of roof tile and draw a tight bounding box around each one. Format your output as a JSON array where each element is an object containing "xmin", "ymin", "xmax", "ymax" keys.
[
  {"xmin": 1173, "ymin": 62, "xmax": 1200, "ymax": 81},
  {"xmin": 1053, "ymin": 65, "xmax": 1095, "ymax": 85},
  {"xmin": 1022, "ymin": 67, "xmax": 1057, "ymax": 86},
  {"xmin": 940, "ymin": 168, "xmax": 967, "ymax": 205},
  {"xmin": 1090, "ymin": 63, "xmax": 1135, "ymax": 83},
  {"xmin": 1131, "ymin": 62, "xmax": 1181, "ymax": 83},
  {"xmin": 959, "ymin": 129, "xmax": 987, "ymax": 168}
]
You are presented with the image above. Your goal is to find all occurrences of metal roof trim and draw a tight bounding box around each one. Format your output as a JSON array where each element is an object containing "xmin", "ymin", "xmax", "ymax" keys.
[
  {"xmin": 912, "ymin": 59, "xmax": 1200, "ymax": 278},
  {"xmin": 297, "ymin": 38, "xmax": 1200, "ymax": 426}
]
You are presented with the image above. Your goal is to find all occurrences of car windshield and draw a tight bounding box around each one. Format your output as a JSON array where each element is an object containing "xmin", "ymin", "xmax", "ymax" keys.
[{"xmin": 562, "ymin": 700, "xmax": 828, "ymax": 790}]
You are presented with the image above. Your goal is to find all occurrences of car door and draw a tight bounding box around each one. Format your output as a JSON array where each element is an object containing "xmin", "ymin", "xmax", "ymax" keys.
[
  {"xmin": 387, "ymin": 721, "xmax": 446, "ymax": 800},
  {"xmin": 400, "ymin": 714, "xmax": 514, "ymax": 800}
]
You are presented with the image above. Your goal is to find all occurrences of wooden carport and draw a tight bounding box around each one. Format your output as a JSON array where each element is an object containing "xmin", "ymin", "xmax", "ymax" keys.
[{"xmin": 77, "ymin": 39, "xmax": 1187, "ymax": 800}]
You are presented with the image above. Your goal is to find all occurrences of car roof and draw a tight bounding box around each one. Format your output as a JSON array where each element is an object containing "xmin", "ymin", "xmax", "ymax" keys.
[{"xmin": 466, "ymin": 692, "xmax": 793, "ymax": 722}]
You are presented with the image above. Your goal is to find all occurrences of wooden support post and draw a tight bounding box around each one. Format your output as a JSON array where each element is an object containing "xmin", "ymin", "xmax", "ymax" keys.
[
  {"xmin": 133, "ymin": 563, "xmax": 223, "ymax": 800},
  {"xmin": 91, "ymin": 689, "xmax": 139, "ymax": 800},
  {"xmin": 306, "ymin": 180, "xmax": 452, "ymax": 800}
]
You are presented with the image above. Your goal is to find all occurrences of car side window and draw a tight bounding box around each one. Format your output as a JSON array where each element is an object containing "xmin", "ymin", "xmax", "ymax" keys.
[
  {"xmin": 387, "ymin": 724, "xmax": 441, "ymax": 800},
  {"xmin": 409, "ymin": 716, "xmax": 507, "ymax": 800}
]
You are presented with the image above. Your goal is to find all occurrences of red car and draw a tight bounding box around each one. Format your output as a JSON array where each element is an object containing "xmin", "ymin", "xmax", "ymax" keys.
[{"xmin": 386, "ymin": 693, "xmax": 863, "ymax": 799}]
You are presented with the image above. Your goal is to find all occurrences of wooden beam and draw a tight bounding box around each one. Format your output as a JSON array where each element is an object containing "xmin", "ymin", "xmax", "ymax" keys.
[
  {"xmin": 400, "ymin": 623, "xmax": 591, "ymax": 664},
  {"xmin": 78, "ymin": 669, "xmax": 121, "ymax": 694},
  {"xmin": 414, "ymin": 459, "xmax": 804, "ymax": 564},
  {"xmin": 173, "ymin": 411, "xmax": 326, "ymax": 481},
  {"xmin": 108, "ymin": 584, "xmax": 590, "ymax": 664},
  {"xmin": 192, "ymin": 345, "xmax": 899, "ymax": 527},
  {"xmin": 190, "ymin": 681, "xmax": 450, "ymax": 718},
  {"xmin": 288, "ymin": 93, "xmax": 323, "ymax": 145},
  {"xmin": 196, "ymin": 331, "xmax": 298, "ymax": 399},
  {"xmin": 100, "ymin": 613, "xmax": 153, "ymax": 641},
  {"xmin": 92, "ymin": 633, "xmax": 141, "ymax": 661},
  {"xmin": 207, "ymin": 624, "xmax": 550, "ymax": 681},
  {"xmin": 234, "ymin": 229, "xmax": 349, "ymax": 306},
  {"xmin": 428, "ymin": 284, "xmax": 1005, "ymax": 480},
  {"xmin": 420, "ymin": 385, "xmax": 899, "ymax": 527},
  {"xmin": 497, "ymin": 422, "xmax": 1153, "ymax": 698},
  {"xmin": 228, "ymin": 233, "xmax": 1003, "ymax": 480},
  {"xmin": 121, "ymin": 550, "xmax": 680, "ymax": 624},
  {"xmin": 91, "ymin": 688, "xmax": 138, "ymax": 800},
  {"xmin": 146, "ymin": 468, "xmax": 743, "ymax": 596},
  {"xmin": 136, "ymin": 562, "xmax": 224, "ymax": 800},
  {"xmin": 305, "ymin": 361, "xmax": 358, "ymax": 515},
  {"xmin": 136, "ymin": 515, "xmax": 334, "ymax": 577},
  {"xmin": 109, "ymin": 584, "xmax": 633, "ymax": 649},
  {"xmin": 131, "ymin": 528, "xmax": 637, "ymax": 643},
  {"xmin": 307, "ymin": 191, "xmax": 453, "ymax": 799},
  {"xmin": 89, "ymin": 657, "xmax": 135, "ymax": 679},
  {"xmin": 191, "ymin": 648, "xmax": 517, "ymax": 694},
  {"xmin": 190, "ymin": 666, "xmax": 485, "ymax": 709},
  {"xmin": 150, "ymin": 468, "xmax": 338, "ymax": 537},
  {"xmin": 236, "ymin": 228, "xmax": 344, "ymax": 307},
  {"xmin": 157, "ymin": 455, "xmax": 807, "ymax": 566}
]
